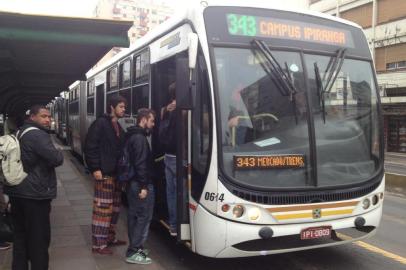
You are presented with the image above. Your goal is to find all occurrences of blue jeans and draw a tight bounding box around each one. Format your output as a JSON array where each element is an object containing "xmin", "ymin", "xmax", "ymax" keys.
[
  {"xmin": 126, "ymin": 181, "xmax": 154, "ymax": 257},
  {"xmin": 164, "ymin": 154, "xmax": 177, "ymax": 230}
]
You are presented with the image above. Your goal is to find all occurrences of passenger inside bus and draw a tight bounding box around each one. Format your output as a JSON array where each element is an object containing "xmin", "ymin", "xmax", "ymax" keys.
[
  {"xmin": 227, "ymin": 84, "xmax": 253, "ymax": 146},
  {"xmin": 219, "ymin": 49, "xmax": 308, "ymax": 148},
  {"xmin": 227, "ymin": 92, "xmax": 271, "ymax": 147},
  {"xmin": 160, "ymin": 82, "xmax": 178, "ymax": 236}
]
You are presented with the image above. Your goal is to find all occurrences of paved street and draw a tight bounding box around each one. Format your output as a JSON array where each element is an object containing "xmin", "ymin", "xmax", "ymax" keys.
[
  {"xmin": 1, "ymin": 144, "xmax": 406, "ymax": 270},
  {"xmin": 142, "ymin": 193, "xmax": 406, "ymax": 270}
]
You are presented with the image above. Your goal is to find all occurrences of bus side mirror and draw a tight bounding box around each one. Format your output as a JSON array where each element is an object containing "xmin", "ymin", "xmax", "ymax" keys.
[
  {"xmin": 176, "ymin": 57, "xmax": 195, "ymax": 110},
  {"xmin": 188, "ymin": 33, "xmax": 199, "ymax": 69},
  {"xmin": 176, "ymin": 33, "xmax": 198, "ymax": 110}
]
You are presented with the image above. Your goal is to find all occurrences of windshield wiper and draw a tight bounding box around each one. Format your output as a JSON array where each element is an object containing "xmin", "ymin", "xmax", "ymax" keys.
[
  {"xmin": 251, "ymin": 39, "xmax": 297, "ymax": 99},
  {"xmin": 314, "ymin": 49, "xmax": 347, "ymax": 123},
  {"xmin": 323, "ymin": 48, "xmax": 347, "ymax": 93},
  {"xmin": 251, "ymin": 39, "xmax": 299, "ymax": 123},
  {"xmin": 314, "ymin": 62, "xmax": 326, "ymax": 123}
]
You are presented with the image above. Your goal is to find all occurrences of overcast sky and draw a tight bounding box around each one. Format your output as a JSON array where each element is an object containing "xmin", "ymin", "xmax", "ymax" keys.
[
  {"xmin": 0, "ymin": 0, "xmax": 99, "ymax": 17},
  {"xmin": 0, "ymin": 0, "xmax": 308, "ymax": 17}
]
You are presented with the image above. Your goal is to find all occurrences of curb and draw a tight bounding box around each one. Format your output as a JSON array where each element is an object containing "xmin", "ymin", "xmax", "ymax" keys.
[{"xmin": 385, "ymin": 173, "xmax": 406, "ymax": 196}]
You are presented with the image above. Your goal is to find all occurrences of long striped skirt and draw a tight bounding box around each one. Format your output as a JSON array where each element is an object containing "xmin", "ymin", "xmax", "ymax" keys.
[{"xmin": 92, "ymin": 176, "xmax": 122, "ymax": 248}]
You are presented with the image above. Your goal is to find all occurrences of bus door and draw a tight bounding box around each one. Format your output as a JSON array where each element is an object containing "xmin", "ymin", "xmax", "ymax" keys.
[
  {"xmin": 151, "ymin": 32, "xmax": 199, "ymax": 244},
  {"xmin": 79, "ymin": 82, "xmax": 87, "ymax": 155},
  {"xmin": 96, "ymin": 84, "xmax": 105, "ymax": 118},
  {"xmin": 175, "ymin": 55, "xmax": 192, "ymax": 242},
  {"xmin": 152, "ymin": 54, "xmax": 193, "ymax": 243},
  {"xmin": 175, "ymin": 34, "xmax": 199, "ymax": 244},
  {"xmin": 152, "ymin": 54, "xmax": 194, "ymax": 243}
]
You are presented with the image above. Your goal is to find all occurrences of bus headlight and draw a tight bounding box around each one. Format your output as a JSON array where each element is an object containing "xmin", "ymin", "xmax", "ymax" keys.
[
  {"xmin": 233, "ymin": 205, "xmax": 245, "ymax": 218},
  {"xmin": 362, "ymin": 198, "xmax": 370, "ymax": 209},
  {"xmin": 372, "ymin": 195, "xmax": 379, "ymax": 205},
  {"xmin": 248, "ymin": 207, "xmax": 261, "ymax": 221}
]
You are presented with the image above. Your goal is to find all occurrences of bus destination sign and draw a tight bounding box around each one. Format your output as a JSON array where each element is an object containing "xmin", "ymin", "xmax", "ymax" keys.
[
  {"xmin": 226, "ymin": 13, "xmax": 354, "ymax": 47},
  {"xmin": 234, "ymin": 154, "xmax": 306, "ymax": 170}
]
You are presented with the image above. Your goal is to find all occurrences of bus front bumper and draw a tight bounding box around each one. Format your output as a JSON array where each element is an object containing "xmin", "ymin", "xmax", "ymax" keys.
[{"xmin": 193, "ymin": 203, "xmax": 382, "ymax": 258}]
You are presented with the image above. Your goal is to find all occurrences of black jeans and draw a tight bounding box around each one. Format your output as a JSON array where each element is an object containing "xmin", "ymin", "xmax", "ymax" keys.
[
  {"xmin": 10, "ymin": 197, "xmax": 51, "ymax": 270},
  {"xmin": 126, "ymin": 181, "xmax": 154, "ymax": 257}
]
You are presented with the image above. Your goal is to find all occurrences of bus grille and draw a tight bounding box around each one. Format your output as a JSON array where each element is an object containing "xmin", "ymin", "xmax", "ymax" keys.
[{"xmin": 231, "ymin": 181, "xmax": 381, "ymax": 205}]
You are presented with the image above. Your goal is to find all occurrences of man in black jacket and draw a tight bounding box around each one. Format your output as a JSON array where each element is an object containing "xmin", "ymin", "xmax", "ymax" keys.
[
  {"xmin": 5, "ymin": 105, "xmax": 64, "ymax": 270},
  {"xmin": 160, "ymin": 82, "xmax": 178, "ymax": 236},
  {"xmin": 84, "ymin": 95, "xmax": 127, "ymax": 255},
  {"xmin": 125, "ymin": 108, "xmax": 155, "ymax": 265}
]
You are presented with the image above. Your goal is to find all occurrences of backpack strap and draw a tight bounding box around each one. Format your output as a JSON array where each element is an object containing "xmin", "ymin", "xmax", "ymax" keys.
[{"xmin": 16, "ymin": 127, "xmax": 39, "ymax": 140}]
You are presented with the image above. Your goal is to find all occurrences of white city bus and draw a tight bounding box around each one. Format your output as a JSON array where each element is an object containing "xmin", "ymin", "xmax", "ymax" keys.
[{"xmin": 78, "ymin": 0, "xmax": 384, "ymax": 258}]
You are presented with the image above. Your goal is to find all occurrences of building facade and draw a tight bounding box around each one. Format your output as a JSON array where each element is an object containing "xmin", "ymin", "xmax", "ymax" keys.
[
  {"xmin": 92, "ymin": 0, "xmax": 173, "ymax": 67},
  {"xmin": 309, "ymin": 0, "xmax": 406, "ymax": 153},
  {"xmin": 94, "ymin": 0, "xmax": 173, "ymax": 43}
]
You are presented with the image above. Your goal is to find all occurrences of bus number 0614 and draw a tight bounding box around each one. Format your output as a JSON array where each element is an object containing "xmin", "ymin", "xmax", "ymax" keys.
[{"xmin": 204, "ymin": 192, "xmax": 224, "ymax": 202}]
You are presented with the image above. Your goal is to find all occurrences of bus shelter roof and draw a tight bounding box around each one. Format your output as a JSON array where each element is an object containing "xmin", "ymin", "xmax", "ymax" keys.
[{"xmin": 0, "ymin": 11, "xmax": 133, "ymax": 116}]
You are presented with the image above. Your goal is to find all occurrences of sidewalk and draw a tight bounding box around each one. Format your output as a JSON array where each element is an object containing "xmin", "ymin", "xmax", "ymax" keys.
[
  {"xmin": 385, "ymin": 152, "xmax": 406, "ymax": 165},
  {"xmin": 0, "ymin": 150, "xmax": 132, "ymax": 270},
  {"xmin": 384, "ymin": 152, "xmax": 406, "ymax": 196},
  {"xmin": 385, "ymin": 152, "xmax": 406, "ymax": 158}
]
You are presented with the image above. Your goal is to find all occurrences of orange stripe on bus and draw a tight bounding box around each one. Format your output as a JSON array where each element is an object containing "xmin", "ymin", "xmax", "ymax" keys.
[
  {"xmin": 266, "ymin": 201, "xmax": 358, "ymax": 213},
  {"xmin": 274, "ymin": 209, "xmax": 354, "ymax": 220}
]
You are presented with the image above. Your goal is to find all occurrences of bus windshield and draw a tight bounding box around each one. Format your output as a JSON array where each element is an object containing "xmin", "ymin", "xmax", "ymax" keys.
[{"xmin": 214, "ymin": 47, "xmax": 380, "ymax": 189}]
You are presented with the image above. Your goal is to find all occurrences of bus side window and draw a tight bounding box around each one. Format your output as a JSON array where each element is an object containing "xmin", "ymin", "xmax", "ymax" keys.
[
  {"xmin": 87, "ymin": 97, "xmax": 94, "ymax": 115},
  {"xmin": 132, "ymin": 85, "xmax": 149, "ymax": 116},
  {"xmin": 191, "ymin": 55, "xmax": 211, "ymax": 201}
]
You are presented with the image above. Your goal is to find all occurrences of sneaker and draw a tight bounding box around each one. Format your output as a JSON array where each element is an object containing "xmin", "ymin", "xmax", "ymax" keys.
[
  {"xmin": 108, "ymin": 239, "xmax": 127, "ymax": 247},
  {"xmin": 92, "ymin": 246, "xmax": 113, "ymax": 255},
  {"xmin": 0, "ymin": 242, "xmax": 11, "ymax": 251},
  {"xmin": 126, "ymin": 250, "xmax": 152, "ymax": 265},
  {"xmin": 128, "ymin": 247, "xmax": 149, "ymax": 257},
  {"xmin": 169, "ymin": 227, "xmax": 177, "ymax": 237}
]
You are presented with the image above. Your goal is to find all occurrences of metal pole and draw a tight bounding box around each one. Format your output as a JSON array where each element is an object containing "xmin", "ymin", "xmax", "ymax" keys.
[
  {"xmin": 372, "ymin": 0, "xmax": 378, "ymax": 60},
  {"xmin": 336, "ymin": 0, "xmax": 341, "ymax": 17}
]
